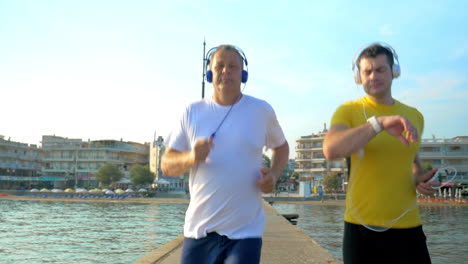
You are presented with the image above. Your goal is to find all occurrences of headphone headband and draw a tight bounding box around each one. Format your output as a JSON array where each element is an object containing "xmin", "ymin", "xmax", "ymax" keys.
[
  {"xmin": 205, "ymin": 45, "xmax": 249, "ymax": 83},
  {"xmin": 351, "ymin": 42, "xmax": 401, "ymax": 84}
]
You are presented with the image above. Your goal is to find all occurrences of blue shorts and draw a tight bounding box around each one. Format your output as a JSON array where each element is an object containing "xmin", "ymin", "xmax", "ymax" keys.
[{"xmin": 181, "ymin": 232, "xmax": 262, "ymax": 264}]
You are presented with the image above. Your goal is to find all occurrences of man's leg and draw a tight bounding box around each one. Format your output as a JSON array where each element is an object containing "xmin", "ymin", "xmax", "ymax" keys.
[
  {"xmin": 382, "ymin": 226, "xmax": 432, "ymax": 264},
  {"xmin": 343, "ymin": 222, "xmax": 377, "ymax": 264},
  {"xmin": 181, "ymin": 233, "xmax": 221, "ymax": 264},
  {"xmin": 343, "ymin": 222, "xmax": 432, "ymax": 264},
  {"xmin": 224, "ymin": 237, "xmax": 262, "ymax": 264}
]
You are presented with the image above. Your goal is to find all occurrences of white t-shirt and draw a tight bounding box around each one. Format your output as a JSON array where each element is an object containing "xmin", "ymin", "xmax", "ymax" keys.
[{"xmin": 165, "ymin": 94, "xmax": 286, "ymax": 239}]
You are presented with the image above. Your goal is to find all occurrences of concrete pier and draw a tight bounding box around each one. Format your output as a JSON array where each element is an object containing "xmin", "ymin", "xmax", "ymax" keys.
[{"xmin": 134, "ymin": 201, "xmax": 342, "ymax": 264}]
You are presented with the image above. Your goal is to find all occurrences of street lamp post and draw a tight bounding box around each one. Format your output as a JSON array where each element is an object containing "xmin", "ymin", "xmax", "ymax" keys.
[
  {"xmin": 74, "ymin": 149, "xmax": 78, "ymax": 188},
  {"xmin": 201, "ymin": 38, "xmax": 206, "ymax": 99}
]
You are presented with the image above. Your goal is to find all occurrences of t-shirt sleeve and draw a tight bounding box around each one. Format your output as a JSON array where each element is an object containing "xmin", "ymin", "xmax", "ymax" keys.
[
  {"xmin": 330, "ymin": 103, "xmax": 354, "ymax": 128},
  {"xmin": 164, "ymin": 106, "xmax": 191, "ymax": 152},
  {"xmin": 265, "ymin": 104, "xmax": 287, "ymax": 149}
]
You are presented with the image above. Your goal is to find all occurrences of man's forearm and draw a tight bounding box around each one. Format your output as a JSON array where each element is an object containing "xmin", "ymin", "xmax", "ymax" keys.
[
  {"xmin": 270, "ymin": 142, "xmax": 289, "ymax": 181},
  {"xmin": 161, "ymin": 150, "xmax": 194, "ymax": 177},
  {"xmin": 412, "ymin": 156, "xmax": 424, "ymax": 184},
  {"xmin": 323, "ymin": 123, "xmax": 377, "ymax": 160}
]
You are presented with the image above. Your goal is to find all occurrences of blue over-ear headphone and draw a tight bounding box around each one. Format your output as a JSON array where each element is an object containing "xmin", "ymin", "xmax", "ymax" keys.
[
  {"xmin": 205, "ymin": 45, "xmax": 248, "ymax": 83},
  {"xmin": 352, "ymin": 42, "xmax": 401, "ymax": 85}
]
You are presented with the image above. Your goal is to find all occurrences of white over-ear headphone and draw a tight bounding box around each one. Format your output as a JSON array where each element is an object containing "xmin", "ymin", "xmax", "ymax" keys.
[{"xmin": 352, "ymin": 42, "xmax": 401, "ymax": 84}]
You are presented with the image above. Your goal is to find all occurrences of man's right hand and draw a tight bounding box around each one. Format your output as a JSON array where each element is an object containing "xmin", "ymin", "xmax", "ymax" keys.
[{"xmin": 190, "ymin": 137, "xmax": 214, "ymax": 164}]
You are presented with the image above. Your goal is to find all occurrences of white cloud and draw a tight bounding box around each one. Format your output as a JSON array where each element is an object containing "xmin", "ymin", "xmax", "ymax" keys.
[
  {"xmin": 451, "ymin": 44, "xmax": 468, "ymax": 60},
  {"xmin": 395, "ymin": 70, "xmax": 468, "ymax": 138},
  {"xmin": 379, "ymin": 24, "xmax": 397, "ymax": 37}
]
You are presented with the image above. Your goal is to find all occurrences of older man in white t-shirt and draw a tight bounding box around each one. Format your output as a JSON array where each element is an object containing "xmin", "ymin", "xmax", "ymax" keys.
[{"xmin": 161, "ymin": 44, "xmax": 289, "ymax": 264}]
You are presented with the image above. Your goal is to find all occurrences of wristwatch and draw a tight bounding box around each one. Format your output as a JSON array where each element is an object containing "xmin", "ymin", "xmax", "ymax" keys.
[{"xmin": 367, "ymin": 116, "xmax": 382, "ymax": 134}]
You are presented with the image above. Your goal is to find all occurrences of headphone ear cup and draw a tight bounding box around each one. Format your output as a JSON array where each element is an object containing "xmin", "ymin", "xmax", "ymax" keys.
[
  {"xmin": 206, "ymin": 70, "xmax": 213, "ymax": 83},
  {"xmin": 392, "ymin": 64, "xmax": 401, "ymax": 79},
  {"xmin": 241, "ymin": 70, "xmax": 248, "ymax": 83}
]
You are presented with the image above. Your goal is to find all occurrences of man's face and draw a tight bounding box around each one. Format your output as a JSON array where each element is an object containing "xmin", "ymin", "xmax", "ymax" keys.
[
  {"xmin": 359, "ymin": 54, "xmax": 393, "ymax": 99},
  {"xmin": 211, "ymin": 49, "xmax": 243, "ymax": 94}
]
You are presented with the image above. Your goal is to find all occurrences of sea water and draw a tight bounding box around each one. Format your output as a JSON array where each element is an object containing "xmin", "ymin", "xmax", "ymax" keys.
[
  {"xmin": 273, "ymin": 203, "xmax": 468, "ymax": 264},
  {"xmin": 1, "ymin": 200, "xmax": 466, "ymax": 264},
  {"xmin": 0, "ymin": 200, "xmax": 187, "ymax": 264}
]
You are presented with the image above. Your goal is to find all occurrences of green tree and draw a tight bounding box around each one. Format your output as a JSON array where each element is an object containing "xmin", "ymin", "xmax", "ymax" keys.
[
  {"xmin": 323, "ymin": 172, "xmax": 341, "ymax": 193},
  {"xmin": 291, "ymin": 172, "xmax": 299, "ymax": 180},
  {"xmin": 130, "ymin": 165, "xmax": 155, "ymax": 185},
  {"xmin": 94, "ymin": 164, "xmax": 123, "ymax": 185},
  {"xmin": 422, "ymin": 162, "xmax": 433, "ymax": 172}
]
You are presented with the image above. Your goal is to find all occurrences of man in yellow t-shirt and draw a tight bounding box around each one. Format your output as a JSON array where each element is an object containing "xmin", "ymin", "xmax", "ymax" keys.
[{"xmin": 323, "ymin": 43, "xmax": 439, "ymax": 264}]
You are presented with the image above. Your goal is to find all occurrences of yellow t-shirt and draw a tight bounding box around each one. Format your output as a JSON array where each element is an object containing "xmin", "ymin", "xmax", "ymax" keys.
[{"xmin": 331, "ymin": 96, "xmax": 424, "ymax": 228}]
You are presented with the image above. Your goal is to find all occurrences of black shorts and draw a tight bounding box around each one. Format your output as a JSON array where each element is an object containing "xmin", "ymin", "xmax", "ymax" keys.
[{"xmin": 343, "ymin": 221, "xmax": 431, "ymax": 264}]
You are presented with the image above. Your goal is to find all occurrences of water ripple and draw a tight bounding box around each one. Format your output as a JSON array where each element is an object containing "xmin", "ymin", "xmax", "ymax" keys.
[
  {"xmin": 273, "ymin": 203, "xmax": 468, "ymax": 264},
  {"xmin": 0, "ymin": 200, "xmax": 187, "ymax": 264}
]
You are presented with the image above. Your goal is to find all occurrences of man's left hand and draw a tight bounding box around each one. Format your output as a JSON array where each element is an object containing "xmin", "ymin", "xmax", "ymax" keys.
[
  {"xmin": 416, "ymin": 168, "xmax": 439, "ymax": 196},
  {"xmin": 256, "ymin": 168, "xmax": 277, "ymax": 194}
]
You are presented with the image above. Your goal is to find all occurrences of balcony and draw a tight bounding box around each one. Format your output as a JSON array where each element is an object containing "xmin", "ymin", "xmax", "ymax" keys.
[
  {"xmin": 294, "ymin": 168, "xmax": 327, "ymax": 173},
  {"xmin": 43, "ymin": 157, "xmax": 75, "ymax": 161},
  {"xmin": 295, "ymin": 147, "xmax": 323, "ymax": 152},
  {"xmin": 419, "ymin": 151, "xmax": 468, "ymax": 159},
  {"xmin": 330, "ymin": 168, "xmax": 346, "ymax": 172},
  {"xmin": 295, "ymin": 158, "xmax": 312, "ymax": 162}
]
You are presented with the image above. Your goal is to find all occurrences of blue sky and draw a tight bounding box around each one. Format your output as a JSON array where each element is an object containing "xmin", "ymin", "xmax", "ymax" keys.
[{"xmin": 1, "ymin": 0, "xmax": 467, "ymax": 158}]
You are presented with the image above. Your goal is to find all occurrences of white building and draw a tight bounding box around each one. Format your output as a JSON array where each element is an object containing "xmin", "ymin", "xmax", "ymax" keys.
[
  {"xmin": 294, "ymin": 127, "xmax": 347, "ymax": 189},
  {"xmin": 419, "ymin": 136, "xmax": 468, "ymax": 182},
  {"xmin": 41, "ymin": 135, "xmax": 149, "ymax": 188},
  {"xmin": 149, "ymin": 135, "xmax": 165, "ymax": 180},
  {"xmin": 0, "ymin": 135, "xmax": 42, "ymax": 189}
]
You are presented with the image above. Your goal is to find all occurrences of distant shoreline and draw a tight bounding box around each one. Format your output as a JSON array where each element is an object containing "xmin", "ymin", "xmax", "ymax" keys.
[
  {"xmin": 0, "ymin": 195, "xmax": 190, "ymax": 204},
  {"xmin": 1, "ymin": 194, "xmax": 466, "ymax": 207}
]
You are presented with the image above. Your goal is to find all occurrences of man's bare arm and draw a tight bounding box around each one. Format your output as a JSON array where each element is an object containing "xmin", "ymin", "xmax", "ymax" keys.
[
  {"xmin": 323, "ymin": 115, "xmax": 419, "ymax": 160},
  {"xmin": 413, "ymin": 155, "xmax": 438, "ymax": 195},
  {"xmin": 161, "ymin": 138, "xmax": 213, "ymax": 177},
  {"xmin": 161, "ymin": 147, "xmax": 195, "ymax": 177},
  {"xmin": 270, "ymin": 141, "xmax": 290, "ymax": 181},
  {"xmin": 257, "ymin": 141, "xmax": 289, "ymax": 193},
  {"xmin": 323, "ymin": 123, "xmax": 376, "ymax": 160}
]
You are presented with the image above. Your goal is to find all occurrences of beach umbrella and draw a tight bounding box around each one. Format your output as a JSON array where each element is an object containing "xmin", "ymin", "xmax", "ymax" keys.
[
  {"xmin": 76, "ymin": 188, "xmax": 88, "ymax": 193},
  {"xmin": 138, "ymin": 188, "xmax": 147, "ymax": 192},
  {"xmin": 105, "ymin": 190, "xmax": 115, "ymax": 194},
  {"xmin": 64, "ymin": 188, "xmax": 74, "ymax": 193},
  {"xmin": 30, "ymin": 188, "xmax": 39, "ymax": 192},
  {"xmin": 51, "ymin": 189, "xmax": 63, "ymax": 192},
  {"xmin": 115, "ymin": 189, "xmax": 125, "ymax": 194},
  {"xmin": 40, "ymin": 188, "xmax": 50, "ymax": 192},
  {"xmin": 125, "ymin": 188, "xmax": 134, "ymax": 193},
  {"xmin": 89, "ymin": 188, "xmax": 103, "ymax": 193},
  {"xmin": 153, "ymin": 179, "xmax": 170, "ymax": 184}
]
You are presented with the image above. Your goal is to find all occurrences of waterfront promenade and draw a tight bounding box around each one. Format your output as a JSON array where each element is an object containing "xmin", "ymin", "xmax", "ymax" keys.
[{"xmin": 133, "ymin": 201, "xmax": 342, "ymax": 264}]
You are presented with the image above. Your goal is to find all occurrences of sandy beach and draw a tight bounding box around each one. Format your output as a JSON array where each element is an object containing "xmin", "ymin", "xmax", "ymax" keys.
[
  {"xmin": 0, "ymin": 194, "xmax": 190, "ymax": 204},
  {"xmin": 2, "ymin": 194, "xmax": 466, "ymax": 207}
]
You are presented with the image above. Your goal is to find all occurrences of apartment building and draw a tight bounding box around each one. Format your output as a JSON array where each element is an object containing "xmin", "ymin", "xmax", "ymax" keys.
[
  {"xmin": 294, "ymin": 129, "xmax": 347, "ymax": 188},
  {"xmin": 0, "ymin": 136, "xmax": 42, "ymax": 189},
  {"xmin": 149, "ymin": 135, "xmax": 165, "ymax": 180},
  {"xmin": 41, "ymin": 135, "xmax": 149, "ymax": 188},
  {"xmin": 419, "ymin": 136, "xmax": 468, "ymax": 182}
]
